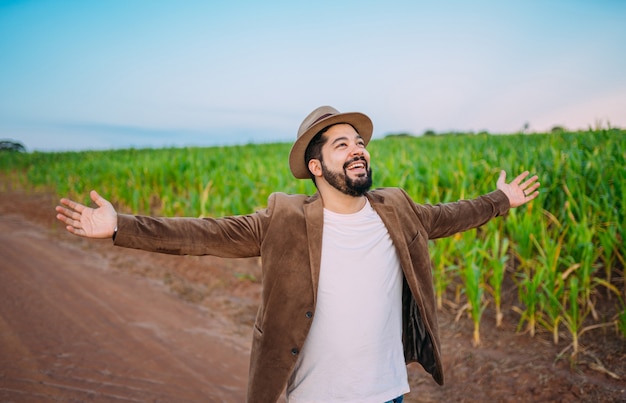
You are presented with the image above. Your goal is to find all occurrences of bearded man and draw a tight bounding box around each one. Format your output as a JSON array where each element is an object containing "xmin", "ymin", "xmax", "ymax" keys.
[{"xmin": 57, "ymin": 105, "xmax": 540, "ymax": 403}]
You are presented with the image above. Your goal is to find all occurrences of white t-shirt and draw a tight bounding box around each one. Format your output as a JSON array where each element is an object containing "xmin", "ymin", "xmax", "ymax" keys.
[{"xmin": 287, "ymin": 200, "xmax": 409, "ymax": 402}]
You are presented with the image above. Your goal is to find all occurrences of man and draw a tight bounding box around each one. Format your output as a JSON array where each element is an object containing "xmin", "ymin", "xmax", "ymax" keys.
[{"xmin": 56, "ymin": 106, "xmax": 540, "ymax": 403}]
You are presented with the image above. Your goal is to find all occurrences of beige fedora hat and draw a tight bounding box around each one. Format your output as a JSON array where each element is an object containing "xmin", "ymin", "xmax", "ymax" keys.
[{"xmin": 289, "ymin": 106, "xmax": 373, "ymax": 179}]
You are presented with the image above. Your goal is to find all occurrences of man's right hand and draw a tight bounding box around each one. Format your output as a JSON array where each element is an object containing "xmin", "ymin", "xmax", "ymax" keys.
[{"xmin": 56, "ymin": 190, "xmax": 118, "ymax": 239}]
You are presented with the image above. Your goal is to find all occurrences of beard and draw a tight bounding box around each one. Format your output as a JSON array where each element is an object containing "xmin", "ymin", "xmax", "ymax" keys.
[{"xmin": 321, "ymin": 156, "xmax": 373, "ymax": 197}]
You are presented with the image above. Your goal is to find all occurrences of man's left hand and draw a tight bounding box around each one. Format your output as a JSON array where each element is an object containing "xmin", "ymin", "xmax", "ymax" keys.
[{"xmin": 496, "ymin": 170, "xmax": 540, "ymax": 208}]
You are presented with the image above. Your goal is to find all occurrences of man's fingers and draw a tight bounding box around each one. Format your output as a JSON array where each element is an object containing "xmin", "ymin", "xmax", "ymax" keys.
[
  {"xmin": 520, "ymin": 175, "xmax": 539, "ymax": 193},
  {"xmin": 56, "ymin": 205, "xmax": 81, "ymax": 221},
  {"xmin": 90, "ymin": 190, "xmax": 110, "ymax": 208},
  {"xmin": 56, "ymin": 211, "xmax": 78, "ymax": 228},
  {"xmin": 55, "ymin": 205, "xmax": 71, "ymax": 217},
  {"xmin": 90, "ymin": 190, "xmax": 101, "ymax": 204},
  {"xmin": 59, "ymin": 197, "xmax": 73, "ymax": 208},
  {"xmin": 60, "ymin": 197, "xmax": 85, "ymax": 213},
  {"xmin": 65, "ymin": 224, "xmax": 84, "ymax": 236},
  {"xmin": 55, "ymin": 213, "xmax": 67, "ymax": 225},
  {"xmin": 60, "ymin": 192, "xmax": 109, "ymax": 212},
  {"xmin": 511, "ymin": 170, "xmax": 530, "ymax": 186},
  {"xmin": 522, "ymin": 174, "xmax": 539, "ymax": 187},
  {"xmin": 55, "ymin": 206, "xmax": 70, "ymax": 224},
  {"xmin": 525, "ymin": 181, "xmax": 541, "ymax": 196},
  {"xmin": 497, "ymin": 170, "xmax": 506, "ymax": 186}
]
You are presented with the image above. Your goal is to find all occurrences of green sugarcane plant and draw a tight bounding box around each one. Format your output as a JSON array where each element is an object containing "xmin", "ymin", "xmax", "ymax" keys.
[
  {"xmin": 532, "ymin": 218, "xmax": 567, "ymax": 344},
  {"xmin": 459, "ymin": 236, "xmax": 486, "ymax": 347},
  {"xmin": 514, "ymin": 255, "xmax": 545, "ymax": 337},
  {"xmin": 480, "ymin": 222, "xmax": 510, "ymax": 328},
  {"xmin": 618, "ymin": 308, "xmax": 626, "ymax": 338},
  {"xmin": 561, "ymin": 275, "xmax": 583, "ymax": 361},
  {"xmin": 430, "ymin": 237, "xmax": 458, "ymax": 310}
]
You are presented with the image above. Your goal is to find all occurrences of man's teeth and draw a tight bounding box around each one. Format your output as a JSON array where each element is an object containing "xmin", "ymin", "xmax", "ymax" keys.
[{"xmin": 348, "ymin": 162, "xmax": 365, "ymax": 170}]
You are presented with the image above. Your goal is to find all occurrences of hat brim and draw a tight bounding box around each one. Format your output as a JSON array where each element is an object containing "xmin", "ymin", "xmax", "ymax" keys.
[{"xmin": 289, "ymin": 112, "xmax": 373, "ymax": 179}]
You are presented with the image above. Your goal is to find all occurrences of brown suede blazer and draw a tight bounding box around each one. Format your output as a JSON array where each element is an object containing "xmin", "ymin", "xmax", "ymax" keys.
[{"xmin": 114, "ymin": 187, "xmax": 510, "ymax": 403}]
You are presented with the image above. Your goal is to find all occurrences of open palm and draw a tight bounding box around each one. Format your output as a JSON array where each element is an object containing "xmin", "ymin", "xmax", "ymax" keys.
[
  {"xmin": 496, "ymin": 170, "xmax": 540, "ymax": 208},
  {"xmin": 56, "ymin": 190, "xmax": 118, "ymax": 239}
]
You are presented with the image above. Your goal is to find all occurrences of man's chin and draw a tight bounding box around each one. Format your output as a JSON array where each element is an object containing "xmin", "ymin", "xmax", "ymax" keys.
[
  {"xmin": 348, "ymin": 168, "xmax": 368, "ymax": 176},
  {"xmin": 347, "ymin": 171, "xmax": 368, "ymax": 182},
  {"xmin": 349, "ymin": 178, "xmax": 373, "ymax": 196}
]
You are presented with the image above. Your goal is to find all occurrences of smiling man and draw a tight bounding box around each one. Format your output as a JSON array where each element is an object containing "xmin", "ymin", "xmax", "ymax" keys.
[{"xmin": 56, "ymin": 105, "xmax": 540, "ymax": 403}]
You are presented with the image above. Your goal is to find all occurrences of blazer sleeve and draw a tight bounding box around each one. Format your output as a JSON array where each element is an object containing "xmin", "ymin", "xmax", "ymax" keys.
[
  {"xmin": 113, "ymin": 196, "xmax": 275, "ymax": 258},
  {"xmin": 413, "ymin": 189, "xmax": 511, "ymax": 240}
]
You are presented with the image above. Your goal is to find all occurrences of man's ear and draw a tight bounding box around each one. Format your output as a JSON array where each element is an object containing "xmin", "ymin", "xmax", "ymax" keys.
[{"xmin": 308, "ymin": 159, "xmax": 322, "ymax": 177}]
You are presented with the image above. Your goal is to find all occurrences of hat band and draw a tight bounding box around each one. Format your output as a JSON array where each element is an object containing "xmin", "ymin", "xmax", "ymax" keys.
[{"xmin": 307, "ymin": 113, "xmax": 334, "ymax": 129}]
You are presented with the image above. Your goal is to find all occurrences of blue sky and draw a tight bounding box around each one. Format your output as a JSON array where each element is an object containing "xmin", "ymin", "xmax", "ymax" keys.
[{"xmin": 1, "ymin": 0, "xmax": 625, "ymax": 152}]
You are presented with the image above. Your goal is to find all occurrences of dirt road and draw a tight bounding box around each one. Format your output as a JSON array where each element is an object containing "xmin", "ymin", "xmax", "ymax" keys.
[
  {"xmin": 1, "ymin": 188, "xmax": 624, "ymax": 403},
  {"xmin": 0, "ymin": 212, "xmax": 250, "ymax": 402}
]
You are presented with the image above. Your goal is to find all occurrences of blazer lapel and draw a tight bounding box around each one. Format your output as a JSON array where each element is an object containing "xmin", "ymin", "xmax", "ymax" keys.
[
  {"xmin": 368, "ymin": 194, "xmax": 420, "ymax": 290},
  {"xmin": 304, "ymin": 194, "xmax": 324, "ymax": 306}
]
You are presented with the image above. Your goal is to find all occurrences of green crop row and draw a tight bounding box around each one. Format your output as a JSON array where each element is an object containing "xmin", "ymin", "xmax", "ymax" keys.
[{"xmin": 2, "ymin": 129, "xmax": 624, "ymax": 357}]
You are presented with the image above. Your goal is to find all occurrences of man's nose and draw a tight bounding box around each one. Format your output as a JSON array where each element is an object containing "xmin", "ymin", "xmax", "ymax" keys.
[{"xmin": 350, "ymin": 144, "xmax": 364, "ymax": 156}]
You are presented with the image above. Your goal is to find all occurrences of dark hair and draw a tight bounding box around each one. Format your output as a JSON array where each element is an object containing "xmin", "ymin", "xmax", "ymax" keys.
[{"xmin": 304, "ymin": 126, "xmax": 332, "ymax": 183}]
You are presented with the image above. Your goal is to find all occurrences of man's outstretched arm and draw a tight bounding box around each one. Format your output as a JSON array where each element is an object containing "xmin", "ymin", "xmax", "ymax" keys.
[{"xmin": 56, "ymin": 190, "xmax": 118, "ymax": 239}]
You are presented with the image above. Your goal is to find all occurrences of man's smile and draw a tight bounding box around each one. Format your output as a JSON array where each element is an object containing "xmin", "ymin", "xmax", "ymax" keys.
[{"xmin": 344, "ymin": 157, "xmax": 368, "ymax": 174}]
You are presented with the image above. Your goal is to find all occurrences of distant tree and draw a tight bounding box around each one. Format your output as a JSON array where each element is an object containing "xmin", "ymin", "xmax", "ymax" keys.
[
  {"xmin": 550, "ymin": 125, "xmax": 565, "ymax": 134},
  {"xmin": 0, "ymin": 140, "xmax": 26, "ymax": 152},
  {"xmin": 423, "ymin": 129, "xmax": 436, "ymax": 137},
  {"xmin": 384, "ymin": 132, "xmax": 414, "ymax": 139}
]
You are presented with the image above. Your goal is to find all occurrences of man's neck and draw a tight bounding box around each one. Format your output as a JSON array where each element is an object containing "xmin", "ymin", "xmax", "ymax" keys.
[{"xmin": 318, "ymin": 185, "xmax": 367, "ymax": 214}]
